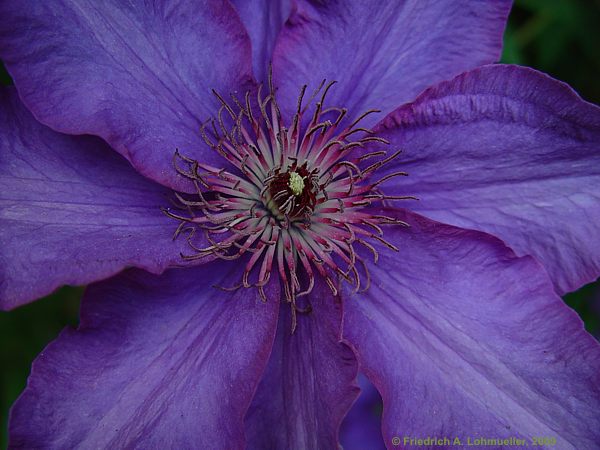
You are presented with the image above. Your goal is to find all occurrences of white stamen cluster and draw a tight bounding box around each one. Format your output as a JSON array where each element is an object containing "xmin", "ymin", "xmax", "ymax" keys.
[{"xmin": 164, "ymin": 75, "xmax": 413, "ymax": 330}]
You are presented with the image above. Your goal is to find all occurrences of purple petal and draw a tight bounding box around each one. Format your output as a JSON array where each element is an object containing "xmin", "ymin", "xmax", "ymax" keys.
[
  {"xmin": 272, "ymin": 0, "xmax": 511, "ymax": 125},
  {"xmin": 375, "ymin": 64, "xmax": 600, "ymax": 294},
  {"xmin": 0, "ymin": 0, "xmax": 254, "ymax": 190},
  {"xmin": 0, "ymin": 88, "xmax": 200, "ymax": 309},
  {"xmin": 340, "ymin": 374, "xmax": 385, "ymax": 450},
  {"xmin": 9, "ymin": 263, "xmax": 279, "ymax": 448},
  {"xmin": 245, "ymin": 276, "xmax": 359, "ymax": 449},
  {"xmin": 230, "ymin": 0, "xmax": 292, "ymax": 83},
  {"xmin": 343, "ymin": 208, "xmax": 600, "ymax": 449}
]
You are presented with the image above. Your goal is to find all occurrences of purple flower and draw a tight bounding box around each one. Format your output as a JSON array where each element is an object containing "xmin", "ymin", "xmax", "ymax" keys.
[{"xmin": 1, "ymin": 1, "xmax": 600, "ymax": 448}]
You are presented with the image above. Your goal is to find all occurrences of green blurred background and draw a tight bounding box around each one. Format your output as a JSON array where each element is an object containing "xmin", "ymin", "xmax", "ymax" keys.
[{"xmin": 1, "ymin": 0, "xmax": 599, "ymax": 448}]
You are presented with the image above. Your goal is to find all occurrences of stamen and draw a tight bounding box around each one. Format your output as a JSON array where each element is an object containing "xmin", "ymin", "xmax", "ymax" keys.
[{"xmin": 165, "ymin": 68, "xmax": 412, "ymax": 332}]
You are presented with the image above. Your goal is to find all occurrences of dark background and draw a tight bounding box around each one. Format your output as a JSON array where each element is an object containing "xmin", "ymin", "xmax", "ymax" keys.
[{"xmin": 1, "ymin": 0, "xmax": 599, "ymax": 447}]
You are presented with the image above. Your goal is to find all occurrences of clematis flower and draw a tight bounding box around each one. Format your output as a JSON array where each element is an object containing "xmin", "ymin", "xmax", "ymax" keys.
[{"xmin": 1, "ymin": 1, "xmax": 600, "ymax": 448}]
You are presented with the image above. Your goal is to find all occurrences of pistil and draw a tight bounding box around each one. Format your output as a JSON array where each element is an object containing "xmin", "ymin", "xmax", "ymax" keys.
[{"xmin": 288, "ymin": 172, "xmax": 304, "ymax": 196}]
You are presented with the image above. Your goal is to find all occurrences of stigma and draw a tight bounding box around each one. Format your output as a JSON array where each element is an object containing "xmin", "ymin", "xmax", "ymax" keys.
[
  {"xmin": 288, "ymin": 172, "xmax": 304, "ymax": 196},
  {"xmin": 163, "ymin": 71, "xmax": 413, "ymax": 331}
]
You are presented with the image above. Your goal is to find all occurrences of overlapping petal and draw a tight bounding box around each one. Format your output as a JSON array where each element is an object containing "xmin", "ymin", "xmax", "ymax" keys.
[
  {"xmin": 272, "ymin": 0, "xmax": 512, "ymax": 125},
  {"xmin": 375, "ymin": 64, "xmax": 600, "ymax": 294},
  {"xmin": 0, "ymin": 0, "xmax": 254, "ymax": 190},
  {"xmin": 230, "ymin": 0, "xmax": 292, "ymax": 83},
  {"xmin": 245, "ymin": 276, "xmax": 358, "ymax": 449},
  {"xmin": 340, "ymin": 374, "xmax": 385, "ymax": 450},
  {"xmin": 343, "ymin": 209, "xmax": 600, "ymax": 449},
  {"xmin": 0, "ymin": 88, "xmax": 203, "ymax": 310},
  {"xmin": 9, "ymin": 264, "xmax": 280, "ymax": 449}
]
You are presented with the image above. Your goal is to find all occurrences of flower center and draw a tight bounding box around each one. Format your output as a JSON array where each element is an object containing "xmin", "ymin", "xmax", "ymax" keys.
[
  {"xmin": 266, "ymin": 163, "xmax": 317, "ymax": 220},
  {"xmin": 164, "ymin": 73, "xmax": 413, "ymax": 330},
  {"xmin": 288, "ymin": 172, "xmax": 305, "ymax": 196}
]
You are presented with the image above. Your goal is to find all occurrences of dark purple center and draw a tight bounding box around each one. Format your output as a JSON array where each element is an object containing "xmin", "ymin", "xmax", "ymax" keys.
[{"xmin": 267, "ymin": 161, "xmax": 318, "ymax": 219}]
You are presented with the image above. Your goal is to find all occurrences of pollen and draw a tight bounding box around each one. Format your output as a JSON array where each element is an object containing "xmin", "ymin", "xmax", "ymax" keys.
[{"xmin": 288, "ymin": 172, "xmax": 304, "ymax": 196}]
